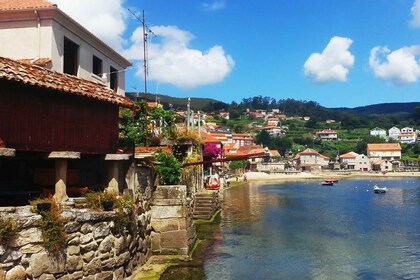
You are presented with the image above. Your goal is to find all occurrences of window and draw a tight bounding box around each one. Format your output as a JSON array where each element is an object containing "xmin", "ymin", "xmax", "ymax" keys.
[
  {"xmin": 110, "ymin": 66, "xmax": 118, "ymax": 91},
  {"xmin": 92, "ymin": 55, "xmax": 103, "ymax": 76},
  {"xmin": 63, "ymin": 37, "xmax": 79, "ymax": 75}
]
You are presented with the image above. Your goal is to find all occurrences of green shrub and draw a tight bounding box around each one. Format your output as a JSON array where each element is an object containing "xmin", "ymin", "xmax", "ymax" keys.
[
  {"xmin": 0, "ymin": 219, "xmax": 17, "ymax": 246},
  {"xmin": 155, "ymin": 148, "xmax": 183, "ymax": 185}
]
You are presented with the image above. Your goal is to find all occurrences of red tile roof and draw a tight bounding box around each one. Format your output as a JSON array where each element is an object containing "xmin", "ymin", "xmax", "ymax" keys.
[
  {"xmin": 0, "ymin": 56, "xmax": 136, "ymax": 108},
  {"xmin": 367, "ymin": 143, "xmax": 401, "ymax": 151},
  {"xmin": 0, "ymin": 0, "xmax": 56, "ymax": 10},
  {"xmin": 200, "ymin": 131, "xmax": 221, "ymax": 143},
  {"xmin": 17, "ymin": 58, "xmax": 52, "ymax": 66}
]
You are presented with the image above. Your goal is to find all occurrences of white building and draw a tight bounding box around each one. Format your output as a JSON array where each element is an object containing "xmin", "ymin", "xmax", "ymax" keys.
[
  {"xmin": 367, "ymin": 143, "xmax": 401, "ymax": 161},
  {"xmin": 399, "ymin": 132, "xmax": 416, "ymax": 144},
  {"xmin": 262, "ymin": 126, "xmax": 284, "ymax": 137},
  {"xmin": 370, "ymin": 127, "xmax": 387, "ymax": 139},
  {"xmin": 388, "ymin": 127, "xmax": 400, "ymax": 140},
  {"xmin": 339, "ymin": 151, "xmax": 370, "ymax": 171},
  {"xmin": 316, "ymin": 128, "xmax": 338, "ymax": 141},
  {"xmin": 0, "ymin": 0, "xmax": 131, "ymax": 96},
  {"xmin": 401, "ymin": 127, "xmax": 414, "ymax": 133}
]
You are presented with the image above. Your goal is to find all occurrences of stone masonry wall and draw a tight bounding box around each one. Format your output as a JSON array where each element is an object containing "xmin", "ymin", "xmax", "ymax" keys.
[{"xmin": 0, "ymin": 201, "xmax": 153, "ymax": 280}]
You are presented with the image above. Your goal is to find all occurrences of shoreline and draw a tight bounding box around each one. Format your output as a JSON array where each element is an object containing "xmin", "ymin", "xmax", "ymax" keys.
[{"xmin": 238, "ymin": 171, "xmax": 420, "ymax": 183}]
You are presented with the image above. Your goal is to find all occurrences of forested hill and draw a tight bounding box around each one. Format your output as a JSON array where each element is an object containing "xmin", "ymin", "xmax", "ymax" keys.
[
  {"xmin": 126, "ymin": 92, "xmax": 419, "ymax": 125},
  {"xmin": 333, "ymin": 102, "xmax": 420, "ymax": 117}
]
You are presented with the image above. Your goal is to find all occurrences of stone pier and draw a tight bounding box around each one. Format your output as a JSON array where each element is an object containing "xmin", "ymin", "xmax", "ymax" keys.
[{"xmin": 150, "ymin": 185, "xmax": 196, "ymax": 255}]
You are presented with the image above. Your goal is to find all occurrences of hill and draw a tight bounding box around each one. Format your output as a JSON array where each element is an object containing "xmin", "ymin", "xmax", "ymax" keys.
[
  {"xmin": 333, "ymin": 102, "xmax": 420, "ymax": 117},
  {"xmin": 125, "ymin": 92, "xmax": 221, "ymax": 111}
]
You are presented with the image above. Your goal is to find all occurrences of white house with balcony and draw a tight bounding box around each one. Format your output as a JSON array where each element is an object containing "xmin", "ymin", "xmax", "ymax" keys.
[
  {"xmin": 262, "ymin": 125, "xmax": 284, "ymax": 138},
  {"xmin": 401, "ymin": 127, "xmax": 414, "ymax": 133},
  {"xmin": 399, "ymin": 132, "xmax": 416, "ymax": 144},
  {"xmin": 0, "ymin": 0, "xmax": 131, "ymax": 96},
  {"xmin": 367, "ymin": 143, "xmax": 401, "ymax": 161},
  {"xmin": 370, "ymin": 127, "xmax": 387, "ymax": 139}
]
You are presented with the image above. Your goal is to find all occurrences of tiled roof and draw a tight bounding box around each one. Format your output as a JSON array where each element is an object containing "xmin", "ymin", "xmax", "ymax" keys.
[
  {"xmin": 367, "ymin": 143, "xmax": 401, "ymax": 151},
  {"xmin": 201, "ymin": 131, "xmax": 221, "ymax": 143},
  {"xmin": 0, "ymin": 56, "xmax": 136, "ymax": 108},
  {"xmin": 340, "ymin": 152, "xmax": 359, "ymax": 159},
  {"xmin": 0, "ymin": 0, "xmax": 56, "ymax": 10},
  {"xmin": 17, "ymin": 58, "xmax": 52, "ymax": 66}
]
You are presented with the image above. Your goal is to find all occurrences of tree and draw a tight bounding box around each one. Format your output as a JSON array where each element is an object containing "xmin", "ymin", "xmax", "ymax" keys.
[
  {"xmin": 229, "ymin": 160, "xmax": 247, "ymax": 171},
  {"xmin": 155, "ymin": 149, "xmax": 182, "ymax": 185},
  {"xmin": 272, "ymin": 137, "xmax": 293, "ymax": 156},
  {"xmin": 255, "ymin": 130, "xmax": 271, "ymax": 147}
]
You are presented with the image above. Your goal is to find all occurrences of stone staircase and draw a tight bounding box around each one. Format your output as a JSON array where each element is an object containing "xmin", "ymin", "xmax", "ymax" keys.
[{"xmin": 193, "ymin": 190, "xmax": 220, "ymax": 220}]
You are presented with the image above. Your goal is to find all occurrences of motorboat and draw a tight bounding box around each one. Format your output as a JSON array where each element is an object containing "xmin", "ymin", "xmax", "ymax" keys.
[
  {"xmin": 325, "ymin": 178, "xmax": 338, "ymax": 183},
  {"xmin": 373, "ymin": 185, "xmax": 387, "ymax": 193},
  {"xmin": 321, "ymin": 181, "xmax": 334, "ymax": 186}
]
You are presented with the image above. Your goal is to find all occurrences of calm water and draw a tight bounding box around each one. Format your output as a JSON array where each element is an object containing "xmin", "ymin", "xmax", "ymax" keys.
[{"xmin": 202, "ymin": 178, "xmax": 420, "ymax": 280}]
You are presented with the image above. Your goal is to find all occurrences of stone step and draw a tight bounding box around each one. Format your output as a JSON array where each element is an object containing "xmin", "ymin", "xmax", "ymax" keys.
[
  {"xmin": 193, "ymin": 209, "xmax": 214, "ymax": 215},
  {"xmin": 194, "ymin": 206, "xmax": 213, "ymax": 212},
  {"xmin": 193, "ymin": 214, "xmax": 212, "ymax": 219},
  {"xmin": 194, "ymin": 198, "xmax": 215, "ymax": 203},
  {"xmin": 195, "ymin": 193, "xmax": 217, "ymax": 198}
]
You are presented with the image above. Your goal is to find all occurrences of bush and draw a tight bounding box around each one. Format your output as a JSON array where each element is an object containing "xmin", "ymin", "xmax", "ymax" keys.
[
  {"xmin": 155, "ymin": 148, "xmax": 183, "ymax": 185},
  {"xmin": 0, "ymin": 219, "xmax": 17, "ymax": 246}
]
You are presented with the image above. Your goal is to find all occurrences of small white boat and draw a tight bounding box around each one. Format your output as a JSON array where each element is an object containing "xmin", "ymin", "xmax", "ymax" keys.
[{"xmin": 373, "ymin": 185, "xmax": 387, "ymax": 193}]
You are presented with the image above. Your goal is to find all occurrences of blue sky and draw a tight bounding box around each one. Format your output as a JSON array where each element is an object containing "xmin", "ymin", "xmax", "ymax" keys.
[{"xmin": 53, "ymin": 0, "xmax": 420, "ymax": 108}]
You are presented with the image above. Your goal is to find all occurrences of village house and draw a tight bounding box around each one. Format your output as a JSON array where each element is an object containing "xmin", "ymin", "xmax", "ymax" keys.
[
  {"xmin": 266, "ymin": 116, "xmax": 279, "ymax": 126},
  {"xmin": 370, "ymin": 127, "xmax": 387, "ymax": 139},
  {"xmin": 262, "ymin": 125, "xmax": 284, "ymax": 137},
  {"xmin": 372, "ymin": 159, "xmax": 393, "ymax": 172},
  {"xmin": 0, "ymin": 0, "xmax": 131, "ymax": 96},
  {"xmin": 367, "ymin": 143, "xmax": 402, "ymax": 161},
  {"xmin": 316, "ymin": 128, "xmax": 338, "ymax": 141},
  {"xmin": 292, "ymin": 148, "xmax": 330, "ymax": 171},
  {"xmin": 219, "ymin": 112, "xmax": 230, "ymax": 119},
  {"xmin": 232, "ymin": 133, "xmax": 254, "ymax": 147},
  {"xmin": 339, "ymin": 151, "xmax": 370, "ymax": 171},
  {"xmin": 399, "ymin": 131, "xmax": 417, "ymax": 144},
  {"xmin": 388, "ymin": 126, "xmax": 401, "ymax": 140}
]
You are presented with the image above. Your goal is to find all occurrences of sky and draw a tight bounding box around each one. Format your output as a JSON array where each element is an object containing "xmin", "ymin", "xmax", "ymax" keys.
[{"xmin": 51, "ymin": 0, "xmax": 420, "ymax": 108}]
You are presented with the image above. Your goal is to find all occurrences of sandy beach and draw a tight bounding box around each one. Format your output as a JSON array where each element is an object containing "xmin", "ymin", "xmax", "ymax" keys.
[{"xmin": 238, "ymin": 170, "xmax": 420, "ymax": 182}]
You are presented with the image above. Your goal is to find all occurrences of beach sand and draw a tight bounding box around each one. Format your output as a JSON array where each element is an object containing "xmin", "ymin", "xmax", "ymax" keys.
[{"xmin": 239, "ymin": 171, "xmax": 420, "ymax": 182}]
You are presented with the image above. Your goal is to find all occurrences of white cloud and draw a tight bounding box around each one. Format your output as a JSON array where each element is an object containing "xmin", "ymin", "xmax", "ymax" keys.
[
  {"xmin": 124, "ymin": 25, "xmax": 235, "ymax": 90},
  {"xmin": 304, "ymin": 36, "xmax": 355, "ymax": 83},
  {"xmin": 369, "ymin": 45, "xmax": 420, "ymax": 85},
  {"xmin": 410, "ymin": 0, "xmax": 420, "ymax": 28},
  {"xmin": 202, "ymin": 0, "xmax": 226, "ymax": 12},
  {"xmin": 51, "ymin": 0, "xmax": 128, "ymax": 51}
]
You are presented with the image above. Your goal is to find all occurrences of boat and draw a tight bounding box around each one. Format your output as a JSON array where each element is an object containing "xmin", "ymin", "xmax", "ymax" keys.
[
  {"xmin": 321, "ymin": 181, "xmax": 334, "ymax": 186},
  {"xmin": 325, "ymin": 178, "xmax": 338, "ymax": 183},
  {"xmin": 373, "ymin": 185, "xmax": 387, "ymax": 193}
]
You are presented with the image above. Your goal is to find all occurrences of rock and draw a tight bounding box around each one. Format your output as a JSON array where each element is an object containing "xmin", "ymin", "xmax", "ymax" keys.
[
  {"xmin": 9, "ymin": 228, "xmax": 42, "ymax": 247},
  {"xmin": 115, "ymin": 252, "xmax": 129, "ymax": 267},
  {"xmin": 29, "ymin": 252, "xmax": 66, "ymax": 278},
  {"xmin": 80, "ymin": 223, "xmax": 93, "ymax": 235},
  {"xmin": 79, "ymin": 233, "xmax": 93, "ymax": 245},
  {"xmin": 98, "ymin": 271, "xmax": 113, "ymax": 280},
  {"xmin": 83, "ymin": 258, "xmax": 101, "ymax": 276},
  {"xmin": 98, "ymin": 236, "xmax": 114, "ymax": 253},
  {"xmin": 64, "ymin": 222, "xmax": 81, "ymax": 234},
  {"xmin": 20, "ymin": 244, "xmax": 44, "ymax": 254},
  {"xmin": 80, "ymin": 241, "xmax": 98, "ymax": 254},
  {"xmin": 82, "ymin": 251, "xmax": 95, "ymax": 263},
  {"xmin": 66, "ymin": 255, "xmax": 83, "ymax": 272},
  {"xmin": 38, "ymin": 274, "xmax": 56, "ymax": 280},
  {"xmin": 5, "ymin": 265, "xmax": 26, "ymax": 280},
  {"xmin": 66, "ymin": 246, "xmax": 80, "ymax": 256},
  {"xmin": 113, "ymin": 266, "xmax": 125, "ymax": 280},
  {"xmin": 92, "ymin": 222, "xmax": 110, "ymax": 239}
]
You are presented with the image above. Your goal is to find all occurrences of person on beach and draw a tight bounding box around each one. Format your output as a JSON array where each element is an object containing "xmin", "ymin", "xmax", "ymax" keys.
[{"xmin": 244, "ymin": 175, "xmax": 247, "ymax": 182}]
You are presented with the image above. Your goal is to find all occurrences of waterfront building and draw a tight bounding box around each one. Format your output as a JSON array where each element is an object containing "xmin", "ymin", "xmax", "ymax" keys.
[
  {"xmin": 292, "ymin": 148, "xmax": 330, "ymax": 171},
  {"xmin": 367, "ymin": 143, "xmax": 402, "ymax": 161}
]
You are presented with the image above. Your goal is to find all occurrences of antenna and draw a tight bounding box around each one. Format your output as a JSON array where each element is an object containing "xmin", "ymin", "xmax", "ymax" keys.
[{"xmin": 128, "ymin": 9, "xmax": 157, "ymax": 147}]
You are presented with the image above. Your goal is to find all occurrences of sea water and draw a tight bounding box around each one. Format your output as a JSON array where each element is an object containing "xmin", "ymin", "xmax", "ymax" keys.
[{"xmin": 202, "ymin": 178, "xmax": 420, "ymax": 280}]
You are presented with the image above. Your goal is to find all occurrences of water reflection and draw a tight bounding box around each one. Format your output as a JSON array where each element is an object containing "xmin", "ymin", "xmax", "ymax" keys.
[{"xmin": 204, "ymin": 178, "xmax": 420, "ymax": 279}]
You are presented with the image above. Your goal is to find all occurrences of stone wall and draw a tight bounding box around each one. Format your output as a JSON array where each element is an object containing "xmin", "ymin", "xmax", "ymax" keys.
[
  {"xmin": 150, "ymin": 185, "xmax": 196, "ymax": 256},
  {"xmin": 0, "ymin": 201, "xmax": 153, "ymax": 280}
]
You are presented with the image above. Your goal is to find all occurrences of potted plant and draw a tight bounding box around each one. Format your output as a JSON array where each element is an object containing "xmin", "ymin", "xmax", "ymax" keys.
[{"xmin": 101, "ymin": 191, "xmax": 117, "ymax": 211}]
